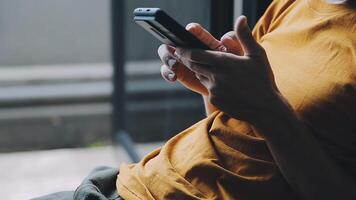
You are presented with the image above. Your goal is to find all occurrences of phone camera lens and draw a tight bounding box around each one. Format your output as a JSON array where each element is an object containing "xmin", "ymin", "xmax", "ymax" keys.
[{"xmin": 146, "ymin": 9, "xmax": 150, "ymax": 11}]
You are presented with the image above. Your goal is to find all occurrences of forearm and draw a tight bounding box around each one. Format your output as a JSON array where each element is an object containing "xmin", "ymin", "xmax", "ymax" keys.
[
  {"xmin": 203, "ymin": 95, "xmax": 218, "ymax": 116},
  {"xmin": 252, "ymin": 96, "xmax": 356, "ymax": 199}
]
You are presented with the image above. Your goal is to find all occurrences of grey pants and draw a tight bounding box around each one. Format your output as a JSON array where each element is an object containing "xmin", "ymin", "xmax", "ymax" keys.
[{"xmin": 32, "ymin": 166, "xmax": 123, "ymax": 200}]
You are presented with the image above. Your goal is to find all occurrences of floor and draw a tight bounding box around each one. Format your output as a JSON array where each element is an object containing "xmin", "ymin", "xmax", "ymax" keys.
[{"xmin": 0, "ymin": 143, "xmax": 163, "ymax": 200}]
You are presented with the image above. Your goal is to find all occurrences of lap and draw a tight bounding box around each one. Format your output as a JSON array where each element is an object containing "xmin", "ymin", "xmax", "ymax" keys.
[{"xmin": 32, "ymin": 166, "xmax": 123, "ymax": 200}]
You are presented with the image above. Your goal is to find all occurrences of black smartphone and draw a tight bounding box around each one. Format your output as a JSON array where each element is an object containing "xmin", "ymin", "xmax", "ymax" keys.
[{"xmin": 133, "ymin": 8, "xmax": 210, "ymax": 50}]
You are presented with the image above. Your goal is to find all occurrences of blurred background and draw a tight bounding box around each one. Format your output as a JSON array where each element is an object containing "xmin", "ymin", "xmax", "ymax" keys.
[{"xmin": 0, "ymin": 0, "xmax": 271, "ymax": 199}]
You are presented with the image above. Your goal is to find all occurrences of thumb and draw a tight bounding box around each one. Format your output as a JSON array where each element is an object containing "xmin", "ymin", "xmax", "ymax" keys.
[{"xmin": 234, "ymin": 16, "xmax": 261, "ymax": 56}]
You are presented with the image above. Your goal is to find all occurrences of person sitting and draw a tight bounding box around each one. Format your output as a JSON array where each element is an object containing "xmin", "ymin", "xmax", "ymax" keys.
[
  {"xmin": 116, "ymin": 0, "xmax": 356, "ymax": 199},
  {"xmin": 34, "ymin": 0, "xmax": 356, "ymax": 199}
]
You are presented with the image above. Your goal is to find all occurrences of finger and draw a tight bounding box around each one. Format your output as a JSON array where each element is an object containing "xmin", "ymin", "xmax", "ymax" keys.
[
  {"xmin": 186, "ymin": 23, "xmax": 226, "ymax": 51},
  {"xmin": 195, "ymin": 73, "xmax": 211, "ymax": 92},
  {"xmin": 160, "ymin": 65, "xmax": 177, "ymax": 82},
  {"xmin": 234, "ymin": 16, "xmax": 262, "ymax": 56},
  {"xmin": 176, "ymin": 47, "xmax": 227, "ymax": 68},
  {"xmin": 158, "ymin": 44, "xmax": 179, "ymax": 68},
  {"xmin": 195, "ymin": 73, "xmax": 209, "ymax": 83},
  {"xmin": 220, "ymin": 31, "xmax": 243, "ymax": 56},
  {"xmin": 175, "ymin": 53, "xmax": 212, "ymax": 76}
]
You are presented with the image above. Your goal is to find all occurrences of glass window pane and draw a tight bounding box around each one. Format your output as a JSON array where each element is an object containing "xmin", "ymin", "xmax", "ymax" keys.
[{"xmin": 124, "ymin": 0, "xmax": 211, "ymax": 142}]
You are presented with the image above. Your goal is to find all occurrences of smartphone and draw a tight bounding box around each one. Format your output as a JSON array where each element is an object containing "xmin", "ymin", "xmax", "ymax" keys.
[{"xmin": 133, "ymin": 8, "xmax": 210, "ymax": 50}]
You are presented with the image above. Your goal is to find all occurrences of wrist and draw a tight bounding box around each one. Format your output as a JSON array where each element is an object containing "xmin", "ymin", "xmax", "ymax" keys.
[
  {"xmin": 252, "ymin": 92, "xmax": 296, "ymax": 132},
  {"xmin": 202, "ymin": 95, "xmax": 219, "ymax": 116}
]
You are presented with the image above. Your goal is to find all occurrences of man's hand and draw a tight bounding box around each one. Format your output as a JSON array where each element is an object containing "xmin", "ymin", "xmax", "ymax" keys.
[
  {"xmin": 175, "ymin": 16, "xmax": 280, "ymax": 123},
  {"xmin": 158, "ymin": 23, "xmax": 243, "ymax": 96}
]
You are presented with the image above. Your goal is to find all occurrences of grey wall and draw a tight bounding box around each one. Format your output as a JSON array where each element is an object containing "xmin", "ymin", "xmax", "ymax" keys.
[
  {"xmin": 0, "ymin": 0, "xmax": 111, "ymax": 66},
  {"xmin": 0, "ymin": 0, "xmax": 210, "ymax": 66}
]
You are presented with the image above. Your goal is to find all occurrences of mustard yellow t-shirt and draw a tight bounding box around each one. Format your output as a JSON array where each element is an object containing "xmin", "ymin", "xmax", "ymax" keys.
[{"xmin": 117, "ymin": 0, "xmax": 356, "ymax": 199}]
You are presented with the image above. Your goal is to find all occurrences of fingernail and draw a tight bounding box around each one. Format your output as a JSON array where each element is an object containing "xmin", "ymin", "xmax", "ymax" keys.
[
  {"xmin": 219, "ymin": 46, "xmax": 227, "ymax": 52},
  {"xmin": 186, "ymin": 23, "xmax": 194, "ymax": 30},
  {"xmin": 168, "ymin": 73, "xmax": 175, "ymax": 81},
  {"xmin": 167, "ymin": 58, "xmax": 177, "ymax": 68},
  {"xmin": 186, "ymin": 23, "xmax": 199, "ymax": 31},
  {"xmin": 174, "ymin": 51, "xmax": 181, "ymax": 59}
]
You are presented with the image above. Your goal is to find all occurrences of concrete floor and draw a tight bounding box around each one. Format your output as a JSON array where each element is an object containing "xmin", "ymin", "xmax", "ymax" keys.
[{"xmin": 0, "ymin": 143, "xmax": 163, "ymax": 200}]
